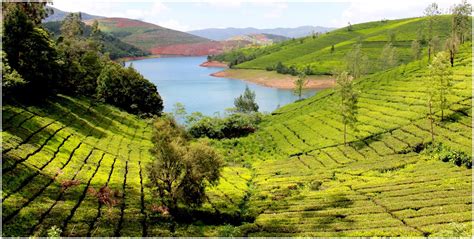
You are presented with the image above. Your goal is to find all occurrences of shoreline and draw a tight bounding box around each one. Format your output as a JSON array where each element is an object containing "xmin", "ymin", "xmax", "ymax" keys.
[
  {"xmin": 199, "ymin": 61, "xmax": 228, "ymax": 68},
  {"xmin": 210, "ymin": 69, "xmax": 336, "ymax": 90}
]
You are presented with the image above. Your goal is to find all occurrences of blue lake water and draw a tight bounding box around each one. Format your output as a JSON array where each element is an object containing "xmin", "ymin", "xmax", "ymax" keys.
[{"xmin": 126, "ymin": 56, "xmax": 317, "ymax": 116}]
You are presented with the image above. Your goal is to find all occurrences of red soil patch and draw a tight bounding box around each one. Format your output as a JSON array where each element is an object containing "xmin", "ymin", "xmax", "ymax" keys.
[{"xmin": 150, "ymin": 40, "xmax": 250, "ymax": 56}]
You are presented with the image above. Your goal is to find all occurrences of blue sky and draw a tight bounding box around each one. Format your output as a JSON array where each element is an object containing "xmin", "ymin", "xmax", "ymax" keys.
[{"xmin": 52, "ymin": 0, "xmax": 456, "ymax": 31}]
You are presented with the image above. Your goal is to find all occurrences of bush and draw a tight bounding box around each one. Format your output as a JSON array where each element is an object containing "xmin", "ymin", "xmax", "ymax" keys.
[
  {"xmin": 188, "ymin": 112, "xmax": 263, "ymax": 139},
  {"xmin": 424, "ymin": 143, "xmax": 471, "ymax": 168}
]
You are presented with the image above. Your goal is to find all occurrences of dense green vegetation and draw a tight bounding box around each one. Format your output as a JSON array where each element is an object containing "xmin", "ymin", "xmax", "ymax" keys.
[
  {"xmin": 3, "ymin": 41, "xmax": 471, "ymax": 236},
  {"xmin": 43, "ymin": 21, "xmax": 149, "ymax": 60},
  {"xmin": 2, "ymin": 3, "xmax": 162, "ymax": 116},
  {"xmin": 2, "ymin": 1, "xmax": 472, "ymax": 237},
  {"xmin": 88, "ymin": 18, "xmax": 210, "ymax": 52},
  {"xmin": 213, "ymin": 15, "xmax": 471, "ymax": 76}
]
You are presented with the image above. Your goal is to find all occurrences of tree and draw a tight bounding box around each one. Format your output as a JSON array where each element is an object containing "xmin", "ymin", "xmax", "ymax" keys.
[
  {"xmin": 347, "ymin": 22, "xmax": 353, "ymax": 31},
  {"xmin": 2, "ymin": 51, "xmax": 26, "ymax": 98},
  {"xmin": 336, "ymin": 71, "xmax": 359, "ymax": 146},
  {"xmin": 294, "ymin": 72, "xmax": 308, "ymax": 100},
  {"xmin": 388, "ymin": 31, "xmax": 397, "ymax": 44},
  {"xmin": 428, "ymin": 52, "xmax": 453, "ymax": 122},
  {"xmin": 450, "ymin": 0, "xmax": 472, "ymax": 44},
  {"xmin": 96, "ymin": 61, "xmax": 163, "ymax": 115},
  {"xmin": 445, "ymin": 34, "xmax": 460, "ymax": 67},
  {"xmin": 411, "ymin": 40, "xmax": 422, "ymax": 60},
  {"xmin": 379, "ymin": 43, "xmax": 398, "ymax": 70},
  {"xmin": 2, "ymin": 2, "xmax": 60, "ymax": 99},
  {"xmin": 147, "ymin": 118, "xmax": 223, "ymax": 212},
  {"xmin": 330, "ymin": 44, "xmax": 335, "ymax": 54},
  {"xmin": 172, "ymin": 102, "xmax": 187, "ymax": 123},
  {"xmin": 234, "ymin": 86, "xmax": 259, "ymax": 113},
  {"xmin": 423, "ymin": 3, "xmax": 441, "ymax": 61},
  {"xmin": 345, "ymin": 43, "xmax": 368, "ymax": 79}
]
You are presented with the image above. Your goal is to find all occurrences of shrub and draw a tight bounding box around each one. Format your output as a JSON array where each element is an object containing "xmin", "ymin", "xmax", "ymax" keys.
[
  {"xmin": 188, "ymin": 112, "xmax": 263, "ymax": 139},
  {"xmin": 424, "ymin": 143, "xmax": 471, "ymax": 168}
]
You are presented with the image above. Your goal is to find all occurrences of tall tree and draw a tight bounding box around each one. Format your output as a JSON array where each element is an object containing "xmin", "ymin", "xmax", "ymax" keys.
[
  {"xmin": 336, "ymin": 71, "xmax": 359, "ymax": 146},
  {"xmin": 423, "ymin": 3, "xmax": 441, "ymax": 62},
  {"xmin": 428, "ymin": 52, "xmax": 453, "ymax": 122},
  {"xmin": 234, "ymin": 85, "xmax": 259, "ymax": 113},
  {"xmin": 345, "ymin": 43, "xmax": 368, "ymax": 79},
  {"xmin": 379, "ymin": 43, "xmax": 398, "ymax": 70},
  {"xmin": 2, "ymin": 2, "xmax": 60, "ymax": 98},
  {"xmin": 450, "ymin": 0, "xmax": 472, "ymax": 44},
  {"xmin": 445, "ymin": 33, "xmax": 460, "ymax": 67},
  {"xmin": 294, "ymin": 72, "xmax": 308, "ymax": 100},
  {"xmin": 411, "ymin": 40, "xmax": 422, "ymax": 61}
]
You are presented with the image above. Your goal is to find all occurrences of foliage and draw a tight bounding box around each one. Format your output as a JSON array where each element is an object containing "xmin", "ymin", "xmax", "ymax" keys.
[
  {"xmin": 234, "ymin": 86, "xmax": 259, "ymax": 113},
  {"xmin": 428, "ymin": 52, "xmax": 453, "ymax": 121},
  {"xmin": 147, "ymin": 118, "xmax": 223, "ymax": 211},
  {"xmin": 450, "ymin": 0, "xmax": 472, "ymax": 44},
  {"xmin": 345, "ymin": 43, "xmax": 368, "ymax": 79},
  {"xmin": 47, "ymin": 225, "xmax": 62, "ymax": 238},
  {"xmin": 188, "ymin": 112, "xmax": 263, "ymax": 139},
  {"xmin": 411, "ymin": 40, "xmax": 422, "ymax": 60},
  {"xmin": 379, "ymin": 43, "xmax": 398, "ymax": 70},
  {"xmin": 424, "ymin": 143, "xmax": 471, "ymax": 168},
  {"xmin": 96, "ymin": 61, "xmax": 163, "ymax": 116},
  {"xmin": 293, "ymin": 72, "xmax": 308, "ymax": 100},
  {"xmin": 1, "ymin": 51, "xmax": 26, "ymax": 98},
  {"xmin": 423, "ymin": 2, "xmax": 441, "ymax": 61},
  {"xmin": 336, "ymin": 71, "xmax": 359, "ymax": 145},
  {"xmin": 2, "ymin": 3, "xmax": 61, "ymax": 99}
]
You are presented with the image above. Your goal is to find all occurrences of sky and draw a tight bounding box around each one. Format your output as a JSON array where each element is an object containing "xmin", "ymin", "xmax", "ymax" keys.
[{"xmin": 51, "ymin": 0, "xmax": 458, "ymax": 31}]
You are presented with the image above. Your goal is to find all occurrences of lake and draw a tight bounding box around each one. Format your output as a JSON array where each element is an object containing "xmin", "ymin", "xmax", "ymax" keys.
[{"xmin": 126, "ymin": 56, "xmax": 317, "ymax": 116}]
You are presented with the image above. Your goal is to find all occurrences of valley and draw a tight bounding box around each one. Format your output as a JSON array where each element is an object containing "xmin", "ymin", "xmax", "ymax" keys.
[{"xmin": 2, "ymin": 1, "xmax": 472, "ymax": 237}]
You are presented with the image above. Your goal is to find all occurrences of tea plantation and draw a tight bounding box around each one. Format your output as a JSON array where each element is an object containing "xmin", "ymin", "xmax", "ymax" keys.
[
  {"xmin": 2, "ymin": 43, "xmax": 472, "ymax": 238},
  {"xmin": 228, "ymin": 16, "xmax": 455, "ymax": 75}
]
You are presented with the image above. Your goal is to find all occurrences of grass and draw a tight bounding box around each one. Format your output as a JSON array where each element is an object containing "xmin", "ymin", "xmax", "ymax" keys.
[{"xmin": 2, "ymin": 29, "xmax": 472, "ymax": 239}]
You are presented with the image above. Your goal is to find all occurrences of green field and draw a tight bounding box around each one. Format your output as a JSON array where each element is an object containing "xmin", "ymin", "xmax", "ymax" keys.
[
  {"xmin": 2, "ymin": 8, "xmax": 473, "ymax": 235},
  {"xmin": 225, "ymin": 16, "xmax": 459, "ymax": 75}
]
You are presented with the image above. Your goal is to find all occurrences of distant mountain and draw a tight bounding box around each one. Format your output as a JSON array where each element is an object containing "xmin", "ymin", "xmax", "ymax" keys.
[
  {"xmin": 188, "ymin": 26, "xmax": 334, "ymax": 41},
  {"xmin": 84, "ymin": 18, "xmax": 210, "ymax": 53},
  {"xmin": 227, "ymin": 33, "xmax": 289, "ymax": 45},
  {"xmin": 43, "ymin": 6, "xmax": 103, "ymax": 22}
]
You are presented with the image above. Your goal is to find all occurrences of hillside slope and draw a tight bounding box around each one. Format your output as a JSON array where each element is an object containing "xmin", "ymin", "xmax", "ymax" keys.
[
  {"xmin": 1, "ymin": 46, "xmax": 471, "ymax": 237},
  {"xmin": 224, "ymin": 16, "xmax": 459, "ymax": 75},
  {"xmin": 43, "ymin": 21, "xmax": 149, "ymax": 60},
  {"xmin": 44, "ymin": 7, "xmax": 103, "ymax": 22},
  {"xmin": 210, "ymin": 43, "xmax": 472, "ymax": 236},
  {"xmin": 86, "ymin": 18, "xmax": 210, "ymax": 53}
]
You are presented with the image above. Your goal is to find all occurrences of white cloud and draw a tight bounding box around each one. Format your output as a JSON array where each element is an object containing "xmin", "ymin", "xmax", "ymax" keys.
[
  {"xmin": 330, "ymin": 0, "xmax": 454, "ymax": 27},
  {"xmin": 261, "ymin": 3, "xmax": 288, "ymax": 19},
  {"xmin": 157, "ymin": 19, "xmax": 190, "ymax": 31}
]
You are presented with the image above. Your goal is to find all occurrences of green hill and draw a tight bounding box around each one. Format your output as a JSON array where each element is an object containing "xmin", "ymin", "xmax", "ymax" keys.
[
  {"xmin": 85, "ymin": 18, "xmax": 210, "ymax": 53},
  {"xmin": 43, "ymin": 21, "xmax": 149, "ymax": 60},
  {"xmin": 209, "ymin": 42, "xmax": 472, "ymax": 236},
  {"xmin": 2, "ymin": 42, "xmax": 471, "ymax": 236},
  {"xmin": 219, "ymin": 16, "xmax": 459, "ymax": 75}
]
